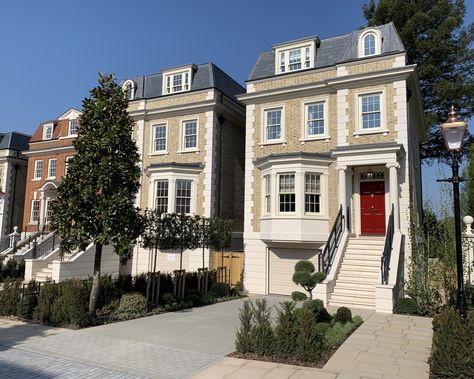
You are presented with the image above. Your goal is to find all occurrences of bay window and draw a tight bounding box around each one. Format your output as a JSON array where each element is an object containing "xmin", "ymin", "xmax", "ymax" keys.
[
  {"xmin": 155, "ymin": 180, "xmax": 169, "ymax": 213},
  {"xmin": 175, "ymin": 179, "xmax": 192, "ymax": 214},
  {"xmin": 305, "ymin": 173, "xmax": 321, "ymax": 213},
  {"xmin": 278, "ymin": 173, "xmax": 296, "ymax": 213}
]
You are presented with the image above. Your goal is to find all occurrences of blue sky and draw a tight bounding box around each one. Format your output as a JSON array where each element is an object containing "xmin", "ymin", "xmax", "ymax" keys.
[{"xmin": 1, "ymin": 0, "xmax": 472, "ymax": 212}]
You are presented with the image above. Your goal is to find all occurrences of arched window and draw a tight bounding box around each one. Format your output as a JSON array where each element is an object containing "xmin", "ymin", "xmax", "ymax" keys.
[
  {"xmin": 364, "ymin": 33, "xmax": 376, "ymax": 56},
  {"xmin": 122, "ymin": 80, "xmax": 135, "ymax": 100},
  {"xmin": 358, "ymin": 29, "xmax": 381, "ymax": 58}
]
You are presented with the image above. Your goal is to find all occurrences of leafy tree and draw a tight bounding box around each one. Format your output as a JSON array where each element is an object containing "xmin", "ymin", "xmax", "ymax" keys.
[
  {"xmin": 363, "ymin": 0, "xmax": 474, "ymax": 161},
  {"xmin": 51, "ymin": 73, "xmax": 142, "ymax": 314},
  {"xmin": 291, "ymin": 260, "xmax": 326, "ymax": 301},
  {"xmin": 208, "ymin": 217, "xmax": 233, "ymax": 267},
  {"xmin": 461, "ymin": 143, "xmax": 474, "ymax": 217}
]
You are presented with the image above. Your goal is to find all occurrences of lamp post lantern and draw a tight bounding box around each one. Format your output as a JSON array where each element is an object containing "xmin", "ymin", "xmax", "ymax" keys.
[{"xmin": 438, "ymin": 105, "xmax": 468, "ymax": 319}]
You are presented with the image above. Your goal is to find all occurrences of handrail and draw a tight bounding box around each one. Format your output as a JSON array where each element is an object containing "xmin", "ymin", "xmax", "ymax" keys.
[
  {"xmin": 320, "ymin": 205, "xmax": 345, "ymax": 275},
  {"xmin": 32, "ymin": 232, "xmax": 60, "ymax": 259},
  {"xmin": 381, "ymin": 204, "xmax": 395, "ymax": 285},
  {"xmin": 1, "ymin": 231, "xmax": 41, "ymax": 256}
]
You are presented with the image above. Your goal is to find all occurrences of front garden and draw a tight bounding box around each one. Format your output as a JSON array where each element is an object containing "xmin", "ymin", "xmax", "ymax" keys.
[
  {"xmin": 0, "ymin": 271, "xmax": 240, "ymax": 329},
  {"xmin": 232, "ymin": 298, "xmax": 362, "ymax": 368}
]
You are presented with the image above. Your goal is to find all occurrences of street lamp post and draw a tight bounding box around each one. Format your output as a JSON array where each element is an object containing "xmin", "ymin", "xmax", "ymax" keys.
[{"xmin": 437, "ymin": 105, "xmax": 468, "ymax": 319}]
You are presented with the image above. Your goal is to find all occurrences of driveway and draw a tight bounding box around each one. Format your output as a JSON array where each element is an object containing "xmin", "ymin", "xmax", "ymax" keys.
[{"xmin": 0, "ymin": 295, "xmax": 287, "ymax": 378}]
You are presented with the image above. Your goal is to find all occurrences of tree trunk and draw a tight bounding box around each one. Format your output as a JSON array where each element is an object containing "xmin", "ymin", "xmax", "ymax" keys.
[{"xmin": 89, "ymin": 243, "xmax": 103, "ymax": 314}]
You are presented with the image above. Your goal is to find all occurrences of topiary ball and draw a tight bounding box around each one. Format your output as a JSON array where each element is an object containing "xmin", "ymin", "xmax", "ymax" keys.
[
  {"xmin": 294, "ymin": 260, "xmax": 315, "ymax": 273},
  {"xmin": 291, "ymin": 291, "xmax": 307, "ymax": 302},
  {"xmin": 335, "ymin": 307, "xmax": 352, "ymax": 324}
]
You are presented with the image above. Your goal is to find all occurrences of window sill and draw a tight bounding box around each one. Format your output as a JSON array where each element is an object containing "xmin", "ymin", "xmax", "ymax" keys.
[
  {"xmin": 59, "ymin": 135, "xmax": 77, "ymax": 140},
  {"xmin": 260, "ymin": 214, "xmax": 328, "ymax": 220},
  {"xmin": 46, "ymin": 177, "xmax": 56, "ymax": 180},
  {"xmin": 259, "ymin": 141, "xmax": 287, "ymax": 147},
  {"xmin": 353, "ymin": 129, "xmax": 389, "ymax": 137},
  {"xmin": 299, "ymin": 136, "xmax": 330, "ymax": 143},
  {"xmin": 32, "ymin": 178, "xmax": 41, "ymax": 181},
  {"xmin": 148, "ymin": 151, "xmax": 169, "ymax": 157},
  {"xmin": 177, "ymin": 149, "xmax": 200, "ymax": 155}
]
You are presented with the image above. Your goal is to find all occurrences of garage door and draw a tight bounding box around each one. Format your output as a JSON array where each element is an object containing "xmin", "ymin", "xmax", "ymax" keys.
[{"xmin": 269, "ymin": 248, "xmax": 318, "ymax": 296}]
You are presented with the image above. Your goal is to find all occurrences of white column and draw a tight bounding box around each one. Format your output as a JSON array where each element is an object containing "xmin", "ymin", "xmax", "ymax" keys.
[
  {"xmin": 387, "ymin": 163, "xmax": 400, "ymax": 232},
  {"xmin": 346, "ymin": 168, "xmax": 353, "ymax": 232},
  {"xmin": 463, "ymin": 215, "xmax": 474, "ymax": 284},
  {"xmin": 39, "ymin": 191, "xmax": 46, "ymax": 230},
  {"xmin": 336, "ymin": 165, "xmax": 347, "ymax": 212}
]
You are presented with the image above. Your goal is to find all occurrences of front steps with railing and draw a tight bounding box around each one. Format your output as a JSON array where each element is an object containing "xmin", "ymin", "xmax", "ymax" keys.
[
  {"xmin": 328, "ymin": 236, "xmax": 385, "ymax": 309},
  {"xmin": 35, "ymin": 263, "xmax": 54, "ymax": 282}
]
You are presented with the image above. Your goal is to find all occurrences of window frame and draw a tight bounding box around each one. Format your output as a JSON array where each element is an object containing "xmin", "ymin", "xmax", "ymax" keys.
[
  {"xmin": 277, "ymin": 172, "xmax": 296, "ymax": 214},
  {"xmin": 163, "ymin": 68, "xmax": 192, "ymax": 95},
  {"xmin": 261, "ymin": 105, "xmax": 285, "ymax": 144},
  {"xmin": 262, "ymin": 175, "xmax": 271, "ymax": 215},
  {"xmin": 358, "ymin": 29, "xmax": 382, "ymax": 58},
  {"xmin": 354, "ymin": 88, "xmax": 387, "ymax": 135},
  {"xmin": 180, "ymin": 118, "xmax": 199, "ymax": 152},
  {"xmin": 304, "ymin": 173, "xmax": 322, "ymax": 214},
  {"xmin": 48, "ymin": 158, "xmax": 57, "ymax": 179},
  {"xmin": 33, "ymin": 160, "xmax": 43, "ymax": 180},
  {"xmin": 151, "ymin": 123, "xmax": 168, "ymax": 154},
  {"xmin": 122, "ymin": 80, "xmax": 135, "ymax": 100},
  {"xmin": 301, "ymin": 98, "xmax": 329, "ymax": 141},
  {"xmin": 30, "ymin": 199, "xmax": 40, "ymax": 223},
  {"xmin": 175, "ymin": 179, "xmax": 192, "ymax": 214},
  {"xmin": 64, "ymin": 156, "xmax": 73, "ymax": 176},
  {"xmin": 68, "ymin": 119, "xmax": 78, "ymax": 136},
  {"xmin": 43, "ymin": 124, "xmax": 53, "ymax": 140},
  {"xmin": 274, "ymin": 40, "xmax": 315, "ymax": 75},
  {"xmin": 154, "ymin": 179, "xmax": 169, "ymax": 214}
]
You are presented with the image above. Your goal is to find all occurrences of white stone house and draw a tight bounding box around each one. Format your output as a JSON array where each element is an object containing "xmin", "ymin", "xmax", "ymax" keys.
[{"xmin": 237, "ymin": 23, "xmax": 425, "ymax": 311}]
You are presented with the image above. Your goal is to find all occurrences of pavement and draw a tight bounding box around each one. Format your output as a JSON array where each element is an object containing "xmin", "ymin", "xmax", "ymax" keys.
[{"xmin": 0, "ymin": 296, "xmax": 433, "ymax": 379}]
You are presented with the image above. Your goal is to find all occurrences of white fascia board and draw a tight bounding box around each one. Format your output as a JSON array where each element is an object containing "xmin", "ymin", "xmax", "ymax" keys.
[
  {"xmin": 23, "ymin": 146, "xmax": 75, "ymax": 157},
  {"xmin": 129, "ymin": 100, "xmax": 217, "ymax": 121}
]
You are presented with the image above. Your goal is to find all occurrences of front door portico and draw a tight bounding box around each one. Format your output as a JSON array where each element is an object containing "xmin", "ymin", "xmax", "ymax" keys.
[{"xmin": 360, "ymin": 181, "xmax": 385, "ymax": 235}]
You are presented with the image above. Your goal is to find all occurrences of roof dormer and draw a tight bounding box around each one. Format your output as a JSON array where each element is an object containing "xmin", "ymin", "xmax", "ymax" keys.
[
  {"xmin": 122, "ymin": 80, "xmax": 136, "ymax": 100},
  {"xmin": 161, "ymin": 64, "xmax": 196, "ymax": 95},
  {"xmin": 358, "ymin": 28, "xmax": 382, "ymax": 58},
  {"xmin": 273, "ymin": 37, "xmax": 319, "ymax": 75}
]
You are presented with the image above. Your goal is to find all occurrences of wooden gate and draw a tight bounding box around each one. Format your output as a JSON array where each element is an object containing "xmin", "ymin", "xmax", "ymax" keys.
[{"xmin": 211, "ymin": 251, "xmax": 244, "ymax": 289}]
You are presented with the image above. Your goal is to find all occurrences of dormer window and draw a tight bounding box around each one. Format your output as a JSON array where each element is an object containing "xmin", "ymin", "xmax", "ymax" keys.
[
  {"xmin": 43, "ymin": 124, "xmax": 53, "ymax": 140},
  {"xmin": 275, "ymin": 40, "xmax": 315, "ymax": 75},
  {"xmin": 68, "ymin": 119, "xmax": 78, "ymax": 136},
  {"xmin": 164, "ymin": 71, "xmax": 190, "ymax": 94},
  {"xmin": 359, "ymin": 29, "xmax": 382, "ymax": 58},
  {"xmin": 122, "ymin": 80, "xmax": 135, "ymax": 100}
]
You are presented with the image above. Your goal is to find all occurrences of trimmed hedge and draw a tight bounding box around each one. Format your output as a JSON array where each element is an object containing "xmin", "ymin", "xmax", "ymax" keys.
[
  {"xmin": 110, "ymin": 293, "xmax": 147, "ymax": 321},
  {"xmin": 394, "ymin": 297, "xmax": 420, "ymax": 315},
  {"xmin": 335, "ymin": 307, "xmax": 352, "ymax": 324},
  {"xmin": 430, "ymin": 308, "xmax": 474, "ymax": 378},
  {"xmin": 0, "ymin": 278, "xmax": 22, "ymax": 316}
]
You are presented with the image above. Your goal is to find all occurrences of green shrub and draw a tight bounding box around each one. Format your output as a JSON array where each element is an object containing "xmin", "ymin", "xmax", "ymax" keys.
[
  {"xmin": 296, "ymin": 304, "xmax": 326, "ymax": 362},
  {"xmin": 352, "ymin": 315, "xmax": 363, "ymax": 327},
  {"xmin": 291, "ymin": 291, "xmax": 307, "ymax": 302},
  {"xmin": 162, "ymin": 292, "xmax": 177, "ymax": 305},
  {"xmin": 19, "ymin": 280, "xmax": 40, "ymax": 320},
  {"xmin": 335, "ymin": 307, "xmax": 352, "ymax": 324},
  {"xmin": 235, "ymin": 300, "xmax": 254, "ymax": 354},
  {"xmin": 96, "ymin": 299, "xmax": 120, "ymax": 317},
  {"xmin": 295, "ymin": 260, "xmax": 315, "ymax": 272},
  {"xmin": 0, "ymin": 278, "xmax": 22, "ymax": 316},
  {"xmin": 274, "ymin": 301, "xmax": 297, "ymax": 358},
  {"xmin": 305, "ymin": 299, "xmax": 332, "ymax": 323},
  {"xmin": 208, "ymin": 282, "xmax": 230, "ymax": 298},
  {"xmin": 34, "ymin": 281, "xmax": 58, "ymax": 323},
  {"xmin": 199, "ymin": 294, "xmax": 215, "ymax": 306},
  {"xmin": 315, "ymin": 322, "xmax": 331, "ymax": 335},
  {"xmin": 394, "ymin": 297, "xmax": 420, "ymax": 315},
  {"xmin": 51, "ymin": 280, "xmax": 91, "ymax": 328},
  {"xmin": 230, "ymin": 287, "xmax": 240, "ymax": 297},
  {"xmin": 184, "ymin": 294, "xmax": 201, "ymax": 307},
  {"xmin": 110, "ymin": 293, "xmax": 147, "ymax": 321},
  {"xmin": 115, "ymin": 274, "xmax": 134, "ymax": 293},
  {"xmin": 251, "ymin": 299, "xmax": 275, "ymax": 356},
  {"xmin": 326, "ymin": 321, "xmax": 355, "ymax": 347},
  {"xmin": 430, "ymin": 308, "xmax": 474, "ymax": 378},
  {"xmin": 133, "ymin": 273, "xmax": 148, "ymax": 296},
  {"xmin": 98, "ymin": 275, "xmax": 121, "ymax": 309}
]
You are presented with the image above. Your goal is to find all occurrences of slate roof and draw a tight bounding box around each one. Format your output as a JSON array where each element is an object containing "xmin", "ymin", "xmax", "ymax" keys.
[
  {"xmin": 0, "ymin": 132, "xmax": 30, "ymax": 152},
  {"xmin": 248, "ymin": 23, "xmax": 405, "ymax": 81},
  {"xmin": 125, "ymin": 63, "xmax": 245, "ymax": 101}
]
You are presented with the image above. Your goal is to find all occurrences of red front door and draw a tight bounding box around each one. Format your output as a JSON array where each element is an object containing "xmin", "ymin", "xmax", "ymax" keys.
[{"xmin": 360, "ymin": 181, "xmax": 385, "ymax": 235}]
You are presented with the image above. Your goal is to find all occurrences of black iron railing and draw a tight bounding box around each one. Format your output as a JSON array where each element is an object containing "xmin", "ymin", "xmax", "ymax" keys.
[
  {"xmin": 346, "ymin": 206, "xmax": 351, "ymax": 232},
  {"xmin": 320, "ymin": 205, "xmax": 345, "ymax": 275},
  {"xmin": 32, "ymin": 232, "xmax": 60, "ymax": 259},
  {"xmin": 381, "ymin": 204, "xmax": 395, "ymax": 285}
]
